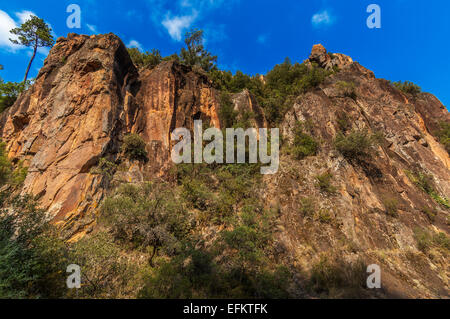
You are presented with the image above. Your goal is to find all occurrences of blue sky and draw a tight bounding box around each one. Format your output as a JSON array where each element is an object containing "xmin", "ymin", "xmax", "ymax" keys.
[{"xmin": 0, "ymin": 0, "xmax": 449, "ymax": 106}]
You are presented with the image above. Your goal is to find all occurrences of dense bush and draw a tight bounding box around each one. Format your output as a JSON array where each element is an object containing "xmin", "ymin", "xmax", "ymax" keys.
[{"xmin": 121, "ymin": 133, "xmax": 148, "ymax": 162}]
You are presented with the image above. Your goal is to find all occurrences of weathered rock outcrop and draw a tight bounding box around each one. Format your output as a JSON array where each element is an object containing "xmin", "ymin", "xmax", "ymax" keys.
[{"xmin": 0, "ymin": 35, "xmax": 448, "ymax": 297}]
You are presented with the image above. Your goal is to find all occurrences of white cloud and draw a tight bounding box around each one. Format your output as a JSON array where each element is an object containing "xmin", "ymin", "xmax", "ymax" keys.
[
  {"xmin": 86, "ymin": 24, "xmax": 97, "ymax": 33},
  {"xmin": 162, "ymin": 11, "xmax": 197, "ymax": 41},
  {"xmin": 311, "ymin": 10, "xmax": 335, "ymax": 28},
  {"xmin": 0, "ymin": 10, "xmax": 21, "ymax": 51},
  {"xmin": 16, "ymin": 10, "xmax": 36, "ymax": 23},
  {"xmin": 127, "ymin": 40, "xmax": 143, "ymax": 51}
]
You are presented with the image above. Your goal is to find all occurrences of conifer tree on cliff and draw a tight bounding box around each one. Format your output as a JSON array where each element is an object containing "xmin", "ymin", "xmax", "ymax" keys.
[
  {"xmin": 181, "ymin": 29, "xmax": 217, "ymax": 72},
  {"xmin": 9, "ymin": 15, "xmax": 54, "ymax": 82}
]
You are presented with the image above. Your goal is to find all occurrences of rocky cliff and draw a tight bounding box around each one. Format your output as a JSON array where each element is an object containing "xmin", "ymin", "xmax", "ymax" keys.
[{"xmin": 1, "ymin": 35, "xmax": 449, "ymax": 298}]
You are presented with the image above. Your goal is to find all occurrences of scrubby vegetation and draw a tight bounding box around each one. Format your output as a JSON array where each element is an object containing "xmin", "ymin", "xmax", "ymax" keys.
[
  {"xmin": 334, "ymin": 129, "xmax": 382, "ymax": 162},
  {"xmin": 0, "ymin": 80, "xmax": 31, "ymax": 113},
  {"xmin": 288, "ymin": 121, "xmax": 319, "ymax": 160},
  {"xmin": 392, "ymin": 81, "xmax": 421, "ymax": 95},
  {"xmin": 127, "ymin": 48, "xmax": 162, "ymax": 69},
  {"xmin": 316, "ymin": 172, "xmax": 337, "ymax": 194},
  {"xmin": 121, "ymin": 133, "xmax": 148, "ymax": 162},
  {"xmin": 405, "ymin": 169, "xmax": 450, "ymax": 208},
  {"xmin": 335, "ymin": 81, "xmax": 357, "ymax": 99},
  {"xmin": 435, "ymin": 121, "xmax": 450, "ymax": 154}
]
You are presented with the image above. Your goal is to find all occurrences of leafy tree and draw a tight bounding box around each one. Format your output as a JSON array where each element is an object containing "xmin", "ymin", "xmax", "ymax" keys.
[
  {"xmin": 180, "ymin": 29, "xmax": 217, "ymax": 72},
  {"xmin": 435, "ymin": 121, "xmax": 450, "ymax": 154},
  {"xmin": 9, "ymin": 15, "xmax": 54, "ymax": 82}
]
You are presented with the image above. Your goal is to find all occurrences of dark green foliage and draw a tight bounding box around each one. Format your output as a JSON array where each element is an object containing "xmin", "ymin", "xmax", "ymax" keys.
[
  {"xmin": 289, "ymin": 121, "xmax": 319, "ymax": 159},
  {"xmin": 0, "ymin": 195, "xmax": 68, "ymax": 298},
  {"xmin": 121, "ymin": 133, "xmax": 148, "ymax": 162},
  {"xmin": 392, "ymin": 81, "xmax": 421, "ymax": 95},
  {"xmin": 180, "ymin": 29, "xmax": 217, "ymax": 72},
  {"xmin": 334, "ymin": 129, "xmax": 381, "ymax": 161},
  {"xmin": 336, "ymin": 111, "xmax": 352, "ymax": 132},
  {"xmin": 435, "ymin": 121, "xmax": 450, "ymax": 154},
  {"xmin": 127, "ymin": 48, "xmax": 162, "ymax": 69},
  {"xmin": 0, "ymin": 80, "xmax": 31, "ymax": 113}
]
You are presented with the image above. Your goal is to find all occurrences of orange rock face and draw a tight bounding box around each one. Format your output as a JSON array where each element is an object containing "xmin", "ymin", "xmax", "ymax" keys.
[{"xmin": 0, "ymin": 34, "xmax": 223, "ymax": 235}]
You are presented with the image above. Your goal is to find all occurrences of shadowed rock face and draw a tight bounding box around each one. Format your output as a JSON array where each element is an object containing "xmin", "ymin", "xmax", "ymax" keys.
[{"xmin": 1, "ymin": 35, "xmax": 449, "ymax": 297}]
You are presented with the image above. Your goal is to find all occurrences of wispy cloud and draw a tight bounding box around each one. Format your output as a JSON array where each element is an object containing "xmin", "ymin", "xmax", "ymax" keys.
[
  {"xmin": 145, "ymin": 0, "xmax": 236, "ymax": 41},
  {"xmin": 311, "ymin": 10, "xmax": 335, "ymax": 28},
  {"xmin": 86, "ymin": 24, "xmax": 98, "ymax": 33},
  {"xmin": 162, "ymin": 11, "xmax": 198, "ymax": 41}
]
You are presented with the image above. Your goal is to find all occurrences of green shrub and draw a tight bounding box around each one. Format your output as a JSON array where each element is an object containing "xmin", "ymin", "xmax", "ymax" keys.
[
  {"xmin": 218, "ymin": 92, "xmax": 238, "ymax": 128},
  {"xmin": 336, "ymin": 111, "xmax": 352, "ymax": 132},
  {"xmin": 289, "ymin": 122, "xmax": 319, "ymax": 160},
  {"xmin": 392, "ymin": 81, "xmax": 421, "ymax": 95},
  {"xmin": 121, "ymin": 133, "xmax": 148, "ymax": 162},
  {"xmin": 334, "ymin": 129, "xmax": 381, "ymax": 161},
  {"xmin": 316, "ymin": 172, "xmax": 337, "ymax": 194}
]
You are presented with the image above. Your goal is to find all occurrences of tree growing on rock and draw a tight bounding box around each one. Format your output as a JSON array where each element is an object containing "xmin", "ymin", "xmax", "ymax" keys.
[
  {"xmin": 180, "ymin": 29, "xmax": 217, "ymax": 72},
  {"xmin": 9, "ymin": 15, "xmax": 54, "ymax": 82}
]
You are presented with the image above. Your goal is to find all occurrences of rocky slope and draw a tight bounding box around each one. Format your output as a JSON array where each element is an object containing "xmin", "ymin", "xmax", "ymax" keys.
[{"xmin": 1, "ymin": 35, "xmax": 449, "ymax": 298}]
